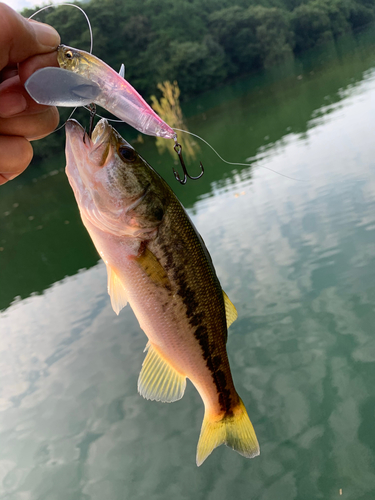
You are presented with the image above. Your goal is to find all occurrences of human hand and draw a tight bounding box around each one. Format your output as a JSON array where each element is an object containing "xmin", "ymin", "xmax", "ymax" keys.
[{"xmin": 0, "ymin": 3, "xmax": 60, "ymax": 185}]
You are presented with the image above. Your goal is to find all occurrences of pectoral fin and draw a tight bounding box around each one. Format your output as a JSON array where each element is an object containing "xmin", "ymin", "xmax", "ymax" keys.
[
  {"xmin": 107, "ymin": 265, "xmax": 128, "ymax": 315},
  {"xmin": 138, "ymin": 342, "xmax": 186, "ymax": 402},
  {"xmin": 136, "ymin": 247, "xmax": 171, "ymax": 288},
  {"xmin": 223, "ymin": 290, "xmax": 238, "ymax": 329}
]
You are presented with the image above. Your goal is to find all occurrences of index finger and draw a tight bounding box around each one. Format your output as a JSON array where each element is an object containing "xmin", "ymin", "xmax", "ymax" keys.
[{"xmin": 0, "ymin": 3, "xmax": 60, "ymax": 70}]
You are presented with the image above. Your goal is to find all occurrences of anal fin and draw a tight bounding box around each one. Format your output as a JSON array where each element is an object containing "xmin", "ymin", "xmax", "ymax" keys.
[{"xmin": 138, "ymin": 342, "xmax": 186, "ymax": 403}]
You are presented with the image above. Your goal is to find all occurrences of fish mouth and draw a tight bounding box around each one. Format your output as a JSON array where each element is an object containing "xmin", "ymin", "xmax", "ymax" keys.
[
  {"xmin": 65, "ymin": 118, "xmax": 85, "ymax": 138},
  {"xmin": 65, "ymin": 119, "xmax": 88, "ymax": 165},
  {"xmin": 91, "ymin": 118, "xmax": 112, "ymax": 145},
  {"xmin": 65, "ymin": 118, "xmax": 115, "ymax": 185},
  {"xmin": 65, "ymin": 117, "xmax": 112, "ymax": 141},
  {"xmin": 66, "ymin": 117, "xmax": 112, "ymax": 155}
]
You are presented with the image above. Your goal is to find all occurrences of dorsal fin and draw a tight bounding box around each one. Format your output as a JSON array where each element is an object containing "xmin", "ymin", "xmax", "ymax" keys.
[
  {"xmin": 223, "ymin": 290, "xmax": 238, "ymax": 329},
  {"xmin": 138, "ymin": 342, "xmax": 186, "ymax": 402},
  {"xmin": 119, "ymin": 63, "xmax": 125, "ymax": 78},
  {"xmin": 107, "ymin": 265, "xmax": 128, "ymax": 315}
]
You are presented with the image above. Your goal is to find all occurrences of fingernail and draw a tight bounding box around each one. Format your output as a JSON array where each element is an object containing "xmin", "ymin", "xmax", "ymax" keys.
[
  {"xmin": 0, "ymin": 172, "xmax": 19, "ymax": 184},
  {"xmin": 32, "ymin": 22, "xmax": 60, "ymax": 48},
  {"xmin": 4, "ymin": 172, "xmax": 18, "ymax": 181},
  {"xmin": 0, "ymin": 93, "xmax": 27, "ymax": 117}
]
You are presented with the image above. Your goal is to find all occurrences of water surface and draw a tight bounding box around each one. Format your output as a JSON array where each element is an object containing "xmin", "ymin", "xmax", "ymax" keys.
[{"xmin": 1, "ymin": 29, "xmax": 375, "ymax": 500}]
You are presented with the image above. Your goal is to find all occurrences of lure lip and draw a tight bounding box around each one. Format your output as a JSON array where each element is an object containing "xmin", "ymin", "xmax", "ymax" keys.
[{"xmin": 24, "ymin": 67, "xmax": 101, "ymax": 107}]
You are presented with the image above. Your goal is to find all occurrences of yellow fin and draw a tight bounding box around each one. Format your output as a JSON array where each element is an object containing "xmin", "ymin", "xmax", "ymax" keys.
[
  {"xmin": 196, "ymin": 399, "xmax": 260, "ymax": 466},
  {"xmin": 136, "ymin": 247, "xmax": 171, "ymax": 287},
  {"xmin": 107, "ymin": 265, "xmax": 128, "ymax": 315},
  {"xmin": 223, "ymin": 290, "xmax": 238, "ymax": 329},
  {"xmin": 138, "ymin": 342, "xmax": 186, "ymax": 403}
]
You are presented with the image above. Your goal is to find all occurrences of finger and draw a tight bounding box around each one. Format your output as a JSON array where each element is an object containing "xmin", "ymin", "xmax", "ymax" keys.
[
  {"xmin": 0, "ymin": 65, "xmax": 18, "ymax": 81},
  {"xmin": 19, "ymin": 52, "xmax": 59, "ymax": 84},
  {"xmin": 0, "ymin": 106, "xmax": 59, "ymax": 139},
  {"xmin": 1, "ymin": 52, "xmax": 58, "ymax": 86},
  {"xmin": 0, "ymin": 3, "xmax": 60, "ymax": 69},
  {"xmin": 0, "ymin": 135, "xmax": 33, "ymax": 185}
]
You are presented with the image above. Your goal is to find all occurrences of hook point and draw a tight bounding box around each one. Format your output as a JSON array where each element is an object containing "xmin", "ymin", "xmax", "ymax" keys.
[{"xmin": 172, "ymin": 141, "xmax": 204, "ymax": 184}]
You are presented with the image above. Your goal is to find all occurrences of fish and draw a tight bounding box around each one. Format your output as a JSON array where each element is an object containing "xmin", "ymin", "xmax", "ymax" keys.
[
  {"xmin": 65, "ymin": 117, "xmax": 260, "ymax": 466},
  {"xmin": 58, "ymin": 44, "xmax": 176, "ymax": 140}
]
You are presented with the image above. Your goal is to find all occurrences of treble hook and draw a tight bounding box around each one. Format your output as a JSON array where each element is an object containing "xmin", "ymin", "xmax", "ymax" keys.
[
  {"xmin": 173, "ymin": 142, "xmax": 204, "ymax": 185},
  {"xmin": 88, "ymin": 103, "xmax": 97, "ymax": 138}
]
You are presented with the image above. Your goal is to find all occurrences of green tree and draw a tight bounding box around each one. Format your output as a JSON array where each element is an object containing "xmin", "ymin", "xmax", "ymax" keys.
[
  {"xmin": 209, "ymin": 6, "xmax": 262, "ymax": 75},
  {"xmin": 250, "ymin": 6, "xmax": 295, "ymax": 67},
  {"xmin": 163, "ymin": 36, "xmax": 228, "ymax": 96},
  {"xmin": 292, "ymin": 3, "xmax": 333, "ymax": 52},
  {"xmin": 348, "ymin": 1, "xmax": 375, "ymax": 29}
]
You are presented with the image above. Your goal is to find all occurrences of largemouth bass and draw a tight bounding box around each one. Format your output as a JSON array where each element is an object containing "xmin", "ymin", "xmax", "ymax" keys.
[{"xmin": 65, "ymin": 118, "xmax": 260, "ymax": 465}]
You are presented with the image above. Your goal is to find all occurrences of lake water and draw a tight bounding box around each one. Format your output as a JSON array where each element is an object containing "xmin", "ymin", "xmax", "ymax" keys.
[{"xmin": 1, "ymin": 27, "xmax": 375, "ymax": 500}]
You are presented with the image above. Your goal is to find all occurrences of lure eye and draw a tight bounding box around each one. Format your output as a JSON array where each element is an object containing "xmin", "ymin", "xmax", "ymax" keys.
[
  {"xmin": 119, "ymin": 146, "xmax": 136, "ymax": 162},
  {"xmin": 65, "ymin": 50, "xmax": 73, "ymax": 59}
]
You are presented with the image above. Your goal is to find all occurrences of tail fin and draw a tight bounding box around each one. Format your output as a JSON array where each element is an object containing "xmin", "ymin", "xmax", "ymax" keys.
[{"xmin": 196, "ymin": 398, "xmax": 260, "ymax": 466}]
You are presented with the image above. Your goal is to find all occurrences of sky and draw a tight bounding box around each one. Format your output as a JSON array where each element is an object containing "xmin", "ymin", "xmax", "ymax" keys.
[{"xmin": 3, "ymin": 0, "xmax": 67, "ymax": 13}]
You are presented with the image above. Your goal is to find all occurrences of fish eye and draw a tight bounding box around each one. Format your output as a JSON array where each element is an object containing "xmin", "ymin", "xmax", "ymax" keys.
[
  {"xmin": 65, "ymin": 50, "xmax": 73, "ymax": 59},
  {"xmin": 118, "ymin": 146, "xmax": 136, "ymax": 162}
]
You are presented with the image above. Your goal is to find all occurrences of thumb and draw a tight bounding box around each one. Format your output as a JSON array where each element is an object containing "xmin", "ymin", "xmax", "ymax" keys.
[{"xmin": 0, "ymin": 3, "xmax": 60, "ymax": 70}]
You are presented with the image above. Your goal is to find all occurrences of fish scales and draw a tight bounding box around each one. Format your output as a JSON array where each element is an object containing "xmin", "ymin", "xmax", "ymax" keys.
[
  {"xmin": 65, "ymin": 118, "xmax": 260, "ymax": 465},
  {"xmin": 147, "ymin": 194, "xmax": 236, "ymax": 413}
]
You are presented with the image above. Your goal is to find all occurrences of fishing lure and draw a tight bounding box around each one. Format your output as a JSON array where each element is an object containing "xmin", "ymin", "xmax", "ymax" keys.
[{"xmin": 57, "ymin": 44, "xmax": 176, "ymax": 140}]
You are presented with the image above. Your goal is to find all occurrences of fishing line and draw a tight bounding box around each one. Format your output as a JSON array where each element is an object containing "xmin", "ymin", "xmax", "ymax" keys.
[
  {"xmin": 53, "ymin": 107, "xmax": 79, "ymax": 133},
  {"xmin": 84, "ymin": 109, "xmax": 304, "ymax": 181},
  {"xmin": 28, "ymin": 3, "xmax": 93, "ymax": 54},
  {"xmin": 173, "ymin": 128, "xmax": 305, "ymax": 182},
  {"xmin": 84, "ymin": 107, "xmax": 124, "ymax": 123}
]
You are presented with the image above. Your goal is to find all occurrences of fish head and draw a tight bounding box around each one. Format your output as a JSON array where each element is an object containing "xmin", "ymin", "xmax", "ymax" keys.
[
  {"xmin": 58, "ymin": 45, "xmax": 102, "ymax": 87},
  {"xmin": 57, "ymin": 44, "xmax": 84, "ymax": 72},
  {"xmin": 65, "ymin": 118, "xmax": 166, "ymax": 238}
]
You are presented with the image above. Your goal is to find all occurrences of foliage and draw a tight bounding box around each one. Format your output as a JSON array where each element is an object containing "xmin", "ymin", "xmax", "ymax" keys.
[
  {"xmin": 23, "ymin": 0, "xmax": 375, "ymax": 99},
  {"xmin": 150, "ymin": 81, "xmax": 199, "ymax": 161},
  {"xmin": 292, "ymin": 3, "xmax": 334, "ymax": 52}
]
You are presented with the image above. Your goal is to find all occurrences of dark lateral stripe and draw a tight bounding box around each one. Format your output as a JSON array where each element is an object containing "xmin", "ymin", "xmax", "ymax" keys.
[{"xmin": 157, "ymin": 203, "xmax": 232, "ymax": 413}]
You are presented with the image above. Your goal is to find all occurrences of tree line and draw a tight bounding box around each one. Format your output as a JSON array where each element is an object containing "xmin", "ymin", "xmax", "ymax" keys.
[{"xmin": 22, "ymin": 0, "xmax": 375, "ymax": 158}]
